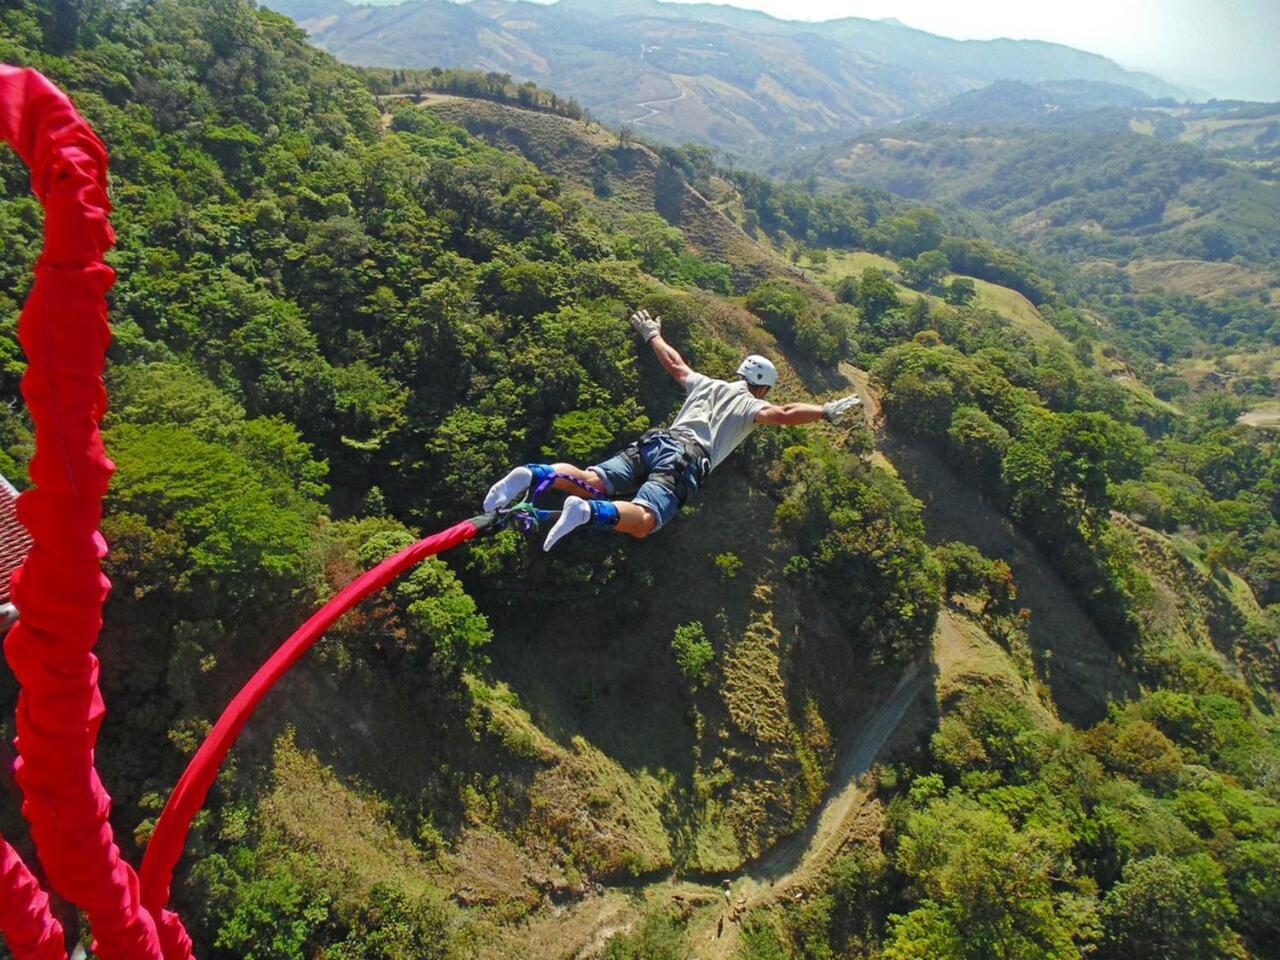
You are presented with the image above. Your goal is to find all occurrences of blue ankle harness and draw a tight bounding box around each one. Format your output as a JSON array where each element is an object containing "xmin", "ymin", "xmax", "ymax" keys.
[{"xmin": 492, "ymin": 464, "xmax": 618, "ymax": 535}]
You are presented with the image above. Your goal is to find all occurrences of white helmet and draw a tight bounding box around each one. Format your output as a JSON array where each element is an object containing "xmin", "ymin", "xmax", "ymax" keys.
[{"xmin": 737, "ymin": 354, "xmax": 777, "ymax": 389}]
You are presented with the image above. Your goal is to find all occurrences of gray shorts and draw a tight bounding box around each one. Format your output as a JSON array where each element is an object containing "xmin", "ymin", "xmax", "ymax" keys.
[{"xmin": 590, "ymin": 434, "xmax": 700, "ymax": 530}]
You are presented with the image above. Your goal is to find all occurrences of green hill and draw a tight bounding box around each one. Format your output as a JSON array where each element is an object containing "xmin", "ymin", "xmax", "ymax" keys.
[
  {"xmin": 787, "ymin": 125, "xmax": 1280, "ymax": 267},
  {"xmin": 414, "ymin": 93, "xmax": 816, "ymax": 293}
]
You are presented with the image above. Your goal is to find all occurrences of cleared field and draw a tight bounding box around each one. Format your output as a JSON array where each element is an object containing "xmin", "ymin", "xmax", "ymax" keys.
[
  {"xmin": 969, "ymin": 277, "xmax": 1063, "ymax": 343},
  {"xmin": 809, "ymin": 248, "xmax": 1074, "ymax": 347},
  {"xmin": 806, "ymin": 249, "xmax": 898, "ymax": 279},
  {"xmin": 1240, "ymin": 407, "xmax": 1280, "ymax": 429},
  {"xmin": 1125, "ymin": 258, "xmax": 1277, "ymax": 301}
]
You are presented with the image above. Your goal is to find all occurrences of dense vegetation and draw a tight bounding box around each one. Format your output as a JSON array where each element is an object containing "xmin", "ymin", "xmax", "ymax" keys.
[
  {"xmin": 740, "ymin": 679, "xmax": 1280, "ymax": 959},
  {"xmin": 0, "ymin": 2, "xmax": 1276, "ymax": 959}
]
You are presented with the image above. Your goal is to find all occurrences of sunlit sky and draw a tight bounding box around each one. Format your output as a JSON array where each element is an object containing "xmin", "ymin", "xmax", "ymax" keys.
[{"xmin": 511, "ymin": 0, "xmax": 1280, "ymax": 101}]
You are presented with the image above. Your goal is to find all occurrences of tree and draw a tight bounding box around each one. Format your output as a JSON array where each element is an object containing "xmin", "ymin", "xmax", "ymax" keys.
[
  {"xmin": 881, "ymin": 208, "xmax": 943, "ymax": 259},
  {"xmin": 793, "ymin": 305, "xmax": 857, "ymax": 366},
  {"xmin": 947, "ymin": 405, "xmax": 1009, "ymax": 489},
  {"xmin": 617, "ymin": 212, "xmax": 684, "ymax": 277},
  {"xmin": 105, "ymin": 422, "xmax": 320, "ymax": 605},
  {"xmin": 745, "ymin": 279, "xmax": 811, "ymax": 343},
  {"xmin": 214, "ymin": 869, "xmax": 331, "ymax": 960},
  {"xmin": 856, "ymin": 268, "xmax": 900, "ymax": 325},
  {"xmin": 1003, "ymin": 408, "xmax": 1148, "ymax": 532},
  {"xmin": 1225, "ymin": 841, "xmax": 1280, "ymax": 949},
  {"xmin": 886, "ymin": 797, "xmax": 1080, "ymax": 960},
  {"xmin": 900, "ymin": 249, "xmax": 948, "ymax": 292},
  {"xmin": 884, "ymin": 372, "xmax": 955, "ymax": 439},
  {"xmin": 1099, "ymin": 855, "xmax": 1243, "ymax": 960},
  {"xmin": 944, "ymin": 277, "xmax": 976, "ymax": 306}
]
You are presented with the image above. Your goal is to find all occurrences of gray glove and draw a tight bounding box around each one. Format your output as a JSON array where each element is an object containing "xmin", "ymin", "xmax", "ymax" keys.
[
  {"xmin": 823, "ymin": 394, "xmax": 862, "ymax": 423},
  {"xmin": 629, "ymin": 308, "xmax": 661, "ymax": 343}
]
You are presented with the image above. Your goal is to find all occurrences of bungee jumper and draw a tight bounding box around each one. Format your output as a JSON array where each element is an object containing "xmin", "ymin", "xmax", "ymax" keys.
[{"xmin": 484, "ymin": 309, "xmax": 864, "ymax": 551}]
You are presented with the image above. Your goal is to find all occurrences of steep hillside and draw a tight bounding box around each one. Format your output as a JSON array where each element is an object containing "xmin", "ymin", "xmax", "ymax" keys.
[
  {"xmin": 415, "ymin": 93, "xmax": 816, "ymax": 292},
  {"xmin": 365, "ymin": 74, "xmax": 1277, "ymax": 960}
]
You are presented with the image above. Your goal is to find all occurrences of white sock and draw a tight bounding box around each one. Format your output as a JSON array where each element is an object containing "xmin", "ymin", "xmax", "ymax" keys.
[
  {"xmin": 543, "ymin": 496, "xmax": 592, "ymax": 552},
  {"xmin": 483, "ymin": 466, "xmax": 532, "ymax": 513}
]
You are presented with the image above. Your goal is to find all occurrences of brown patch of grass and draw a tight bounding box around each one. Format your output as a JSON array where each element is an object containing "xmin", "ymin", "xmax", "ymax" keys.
[{"xmin": 260, "ymin": 731, "xmax": 444, "ymax": 902}]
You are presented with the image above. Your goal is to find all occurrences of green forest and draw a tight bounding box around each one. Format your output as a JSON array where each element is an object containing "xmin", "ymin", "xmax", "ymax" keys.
[{"xmin": 0, "ymin": 1, "xmax": 1277, "ymax": 959}]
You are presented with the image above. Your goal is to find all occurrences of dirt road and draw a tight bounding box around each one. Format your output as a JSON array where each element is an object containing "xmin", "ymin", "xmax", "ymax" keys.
[{"xmin": 627, "ymin": 81, "xmax": 687, "ymax": 125}]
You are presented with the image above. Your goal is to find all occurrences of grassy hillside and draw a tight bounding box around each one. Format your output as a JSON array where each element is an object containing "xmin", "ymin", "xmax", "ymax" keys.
[
  {"xmin": 781, "ymin": 118, "xmax": 1280, "ymax": 411},
  {"xmin": 789, "ymin": 126, "xmax": 1280, "ymax": 267}
]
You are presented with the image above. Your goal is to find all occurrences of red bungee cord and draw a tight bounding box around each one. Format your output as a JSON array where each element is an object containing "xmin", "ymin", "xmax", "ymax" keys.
[{"xmin": 0, "ymin": 65, "xmax": 165, "ymax": 959}]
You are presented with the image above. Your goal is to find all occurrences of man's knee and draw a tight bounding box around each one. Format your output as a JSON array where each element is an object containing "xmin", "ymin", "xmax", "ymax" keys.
[
  {"xmin": 585, "ymin": 468, "xmax": 608, "ymax": 495},
  {"xmin": 630, "ymin": 504, "xmax": 659, "ymax": 538}
]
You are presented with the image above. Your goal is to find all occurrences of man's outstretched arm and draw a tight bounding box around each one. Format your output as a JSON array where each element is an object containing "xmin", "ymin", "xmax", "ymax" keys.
[
  {"xmin": 756, "ymin": 394, "xmax": 861, "ymax": 426},
  {"xmin": 630, "ymin": 309, "xmax": 693, "ymax": 384}
]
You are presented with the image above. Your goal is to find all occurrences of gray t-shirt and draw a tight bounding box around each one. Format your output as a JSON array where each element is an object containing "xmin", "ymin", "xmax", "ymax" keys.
[{"xmin": 669, "ymin": 372, "xmax": 769, "ymax": 472}]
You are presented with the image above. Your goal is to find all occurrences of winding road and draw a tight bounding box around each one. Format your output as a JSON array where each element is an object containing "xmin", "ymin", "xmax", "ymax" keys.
[
  {"xmin": 696, "ymin": 659, "xmax": 929, "ymax": 959},
  {"xmin": 627, "ymin": 80, "xmax": 687, "ymax": 125}
]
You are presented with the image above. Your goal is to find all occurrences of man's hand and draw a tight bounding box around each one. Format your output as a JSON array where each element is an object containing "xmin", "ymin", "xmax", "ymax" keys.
[
  {"xmin": 629, "ymin": 308, "xmax": 661, "ymax": 343},
  {"xmin": 822, "ymin": 394, "xmax": 862, "ymax": 423}
]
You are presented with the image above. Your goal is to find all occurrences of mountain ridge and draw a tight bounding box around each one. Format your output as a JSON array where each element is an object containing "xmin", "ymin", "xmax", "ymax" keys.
[{"xmin": 269, "ymin": 0, "xmax": 1188, "ymax": 157}]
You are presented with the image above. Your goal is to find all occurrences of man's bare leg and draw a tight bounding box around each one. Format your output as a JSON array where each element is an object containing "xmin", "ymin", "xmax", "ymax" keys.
[
  {"xmin": 484, "ymin": 462, "xmax": 604, "ymax": 512},
  {"xmin": 543, "ymin": 466, "xmax": 654, "ymax": 535},
  {"xmin": 543, "ymin": 496, "xmax": 657, "ymax": 550},
  {"xmin": 549, "ymin": 463, "xmax": 607, "ymax": 497}
]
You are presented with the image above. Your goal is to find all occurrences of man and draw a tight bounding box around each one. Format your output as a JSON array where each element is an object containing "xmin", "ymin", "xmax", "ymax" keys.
[{"xmin": 483, "ymin": 309, "xmax": 863, "ymax": 551}]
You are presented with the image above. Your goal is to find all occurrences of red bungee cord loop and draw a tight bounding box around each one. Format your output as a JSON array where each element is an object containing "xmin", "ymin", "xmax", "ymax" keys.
[
  {"xmin": 140, "ymin": 517, "xmax": 485, "ymax": 955},
  {"xmin": 0, "ymin": 65, "xmax": 165, "ymax": 959},
  {"xmin": 0, "ymin": 840, "xmax": 65, "ymax": 960}
]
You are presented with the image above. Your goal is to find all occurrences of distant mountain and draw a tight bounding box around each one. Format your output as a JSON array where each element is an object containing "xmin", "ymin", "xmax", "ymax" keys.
[
  {"xmin": 266, "ymin": 0, "xmax": 1188, "ymax": 157},
  {"xmin": 916, "ymin": 79, "xmax": 1155, "ymax": 131},
  {"xmin": 583, "ymin": 0, "xmax": 1186, "ymax": 100},
  {"xmin": 914, "ymin": 81, "xmax": 1280, "ymax": 161}
]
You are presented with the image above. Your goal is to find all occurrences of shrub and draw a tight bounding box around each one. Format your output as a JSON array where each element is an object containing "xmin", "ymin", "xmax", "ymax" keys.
[
  {"xmin": 671, "ymin": 621, "xmax": 714, "ymax": 682},
  {"xmin": 714, "ymin": 552, "xmax": 743, "ymax": 580},
  {"xmin": 603, "ymin": 907, "xmax": 687, "ymax": 960}
]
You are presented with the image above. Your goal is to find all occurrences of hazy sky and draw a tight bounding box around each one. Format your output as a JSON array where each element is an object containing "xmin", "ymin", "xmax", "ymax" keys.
[{"xmin": 504, "ymin": 0, "xmax": 1279, "ymax": 100}]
